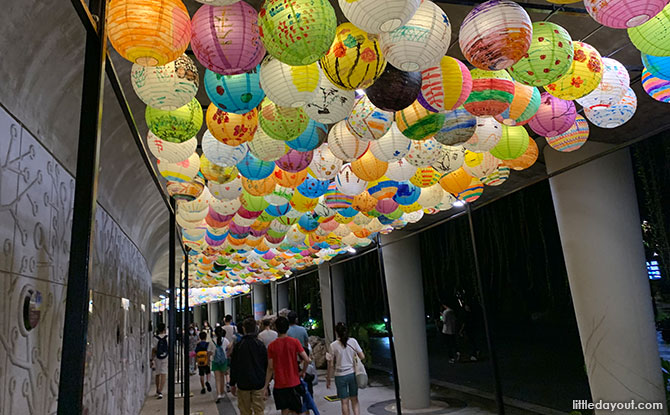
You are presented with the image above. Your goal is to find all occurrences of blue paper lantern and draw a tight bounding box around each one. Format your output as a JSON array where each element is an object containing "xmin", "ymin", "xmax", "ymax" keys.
[
  {"xmin": 642, "ymin": 53, "xmax": 670, "ymax": 80},
  {"xmin": 236, "ymin": 152, "xmax": 276, "ymax": 180},
  {"xmin": 286, "ymin": 120, "xmax": 328, "ymax": 152},
  {"xmin": 393, "ymin": 182, "xmax": 421, "ymax": 205},
  {"xmin": 265, "ymin": 203, "xmax": 292, "ymax": 217},
  {"xmin": 299, "ymin": 213, "xmax": 320, "ymax": 232},
  {"xmin": 204, "ymin": 65, "xmax": 265, "ymax": 114},
  {"xmin": 297, "ymin": 175, "xmax": 331, "ymax": 198},
  {"xmin": 339, "ymin": 207, "xmax": 359, "ymax": 218}
]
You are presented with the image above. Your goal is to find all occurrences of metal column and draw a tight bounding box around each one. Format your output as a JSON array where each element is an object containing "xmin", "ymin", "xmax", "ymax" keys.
[
  {"xmin": 56, "ymin": 0, "xmax": 107, "ymax": 412},
  {"xmin": 184, "ymin": 253, "xmax": 190, "ymax": 415},
  {"xmin": 168, "ymin": 198, "xmax": 176, "ymax": 415}
]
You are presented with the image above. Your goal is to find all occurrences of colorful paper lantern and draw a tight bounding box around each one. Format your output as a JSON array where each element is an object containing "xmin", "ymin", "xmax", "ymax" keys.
[
  {"xmin": 586, "ymin": 0, "xmax": 668, "ymax": 29},
  {"xmin": 528, "ymin": 93, "xmax": 576, "ymax": 137},
  {"xmin": 405, "ymin": 138, "xmax": 442, "ymax": 167},
  {"xmin": 464, "ymin": 69, "xmax": 515, "ymax": 116},
  {"xmin": 576, "ymin": 58, "xmax": 630, "ymax": 110},
  {"xmin": 508, "ymin": 22, "xmax": 574, "ymax": 87},
  {"xmin": 304, "ymin": 76, "xmax": 356, "ymax": 124},
  {"xmin": 387, "ymin": 159, "xmax": 419, "ymax": 182},
  {"xmin": 259, "ymin": 98, "xmax": 310, "ymax": 141},
  {"xmin": 203, "ymin": 65, "xmax": 265, "ymax": 114},
  {"xmin": 297, "ymin": 174, "xmax": 331, "ymax": 198},
  {"xmin": 209, "ymin": 177, "xmax": 243, "ymax": 200},
  {"xmin": 352, "ymin": 191, "xmax": 379, "ymax": 212},
  {"xmin": 158, "ymin": 152, "xmax": 200, "ymax": 182},
  {"xmin": 463, "ymin": 117, "xmax": 502, "ymax": 153},
  {"xmin": 462, "ymin": 151, "xmax": 499, "ymax": 177},
  {"xmin": 641, "ymin": 67, "xmax": 670, "ymax": 102},
  {"xmin": 583, "ymin": 87, "xmax": 637, "ymax": 128},
  {"xmin": 628, "ymin": 4, "xmax": 670, "ymax": 56},
  {"xmin": 242, "ymin": 176, "xmax": 277, "ymax": 197},
  {"xmin": 336, "ymin": 165, "xmax": 368, "ymax": 196},
  {"xmin": 337, "ymin": 0, "xmax": 421, "ymax": 34},
  {"xmin": 434, "ymin": 108, "xmax": 477, "ymax": 146},
  {"xmin": 286, "ymin": 121, "xmax": 328, "ymax": 152},
  {"xmin": 309, "ymin": 144, "xmax": 344, "ymax": 180},
  {"xmin": 459, "ymin": 0, "xmax": 532, "ymax": 71},
  {"xmin": 206, "ymin": 104, "xmax": 258, "ymax": 146},
  {"xmin": 545, "ymin": 41, "xmax": 603, "ymax": 100},
  {"xmin": 276, "ymin": 150, "xmax": 314, "ymax": 173},
  {"xmin": 395, "ymin": 100, "xmax": 447, "ymax": 140},
  {"xmin": 439, "ymin": 168, "xmax": 473, "ymax": 195},
  {"xmin": 546, "ymin": 115, "xmax": 589, "ymax": 152},
  {"xmin": 346, "ymin": 95, "xmax": 394, "ymax": 142},
  {"xmin": 642, "ymin": 53, "xmax": 670, "ymax": 80},
  {"xmin": 494, "ymin": 83, "xmax": 541, "ymax": 126},
  {"xmin": 259, "ymin": 56, "xmax": 321, "ymax": 107},
  {"xmin": 418, "ymin": 56, "xmax": 472, "ymax": 112},
  {"xmin": 369, "ymin": 123, "xmax": 412, "ymax": 162},
  {"xmin": 146, "ymin": 97, "xmax": 203, "ymax": 143},
  {"xmin": 457, "ymin": 178, "xmax": 484, "ymax": 203},
  {"xmin": 502, "ymin": 138, "xmax": 537, "ymax": 170},
  {"xmin": 274, "ymin": 168, "xmax": 309, "ymax": 188},
  {"xmin": 201, "ymin": 130, "xmax": 249, "ymax": 167},
  {"xmin": 481, "ymin": 165, "xmax": 510, "ymax": 186},
  {"xmin": 195, "ymin": 0, "xmax": 240, "ymax": 5},
  {"xmin": 147, "ymin": 132, "xmax": 197, "ymax": 162},
  {"xmin": 191, "ymin": 2, "xmax": 266, "ymax": 75},
  {"xmin": 351, "ymin": 151, "xmax": 389, "ymax": 181},
  {"xmin": 247, "ymin": 126, "xmax": 288, "ymax": 162},
  {"xmin": 107, "ymin": 0, "xmax": 191, "ymax": 66},
  {"xmin": 131, "ymin": 55, "xmax": 198, "ymax": 110},
  {"xmin": 365, "ymin": 65, "xmax": 422, "ymax": 112},
  {"xmin": 237, "ymin": 152, "xmax": 276, "ymax": 180},
  {"xmin": 489, "ymin": 125, "xmax": 530, "ymax": 160},
  {"xmin": 328, "ymin": 121, "xmax": 370, "ymax": 162},
  {"xmin": 320, "ymin": 23, "xmax": 387, "ymax": 90},
  {"xmin": 378, "ymin": 1, "xmax": 451, "ymax": 72},
  {"xmin": 431, "ymin": 145, "xmax": 465, "ymax": 174},
  {"xmin": 200, "ymin": 154, "xmax": 239, "ymax": 182}
]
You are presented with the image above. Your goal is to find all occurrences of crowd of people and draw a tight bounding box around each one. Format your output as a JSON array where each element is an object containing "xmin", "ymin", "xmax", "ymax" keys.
[{"xmin": 151, "ymin": 310, "xmax": 365, "ymax": 415}]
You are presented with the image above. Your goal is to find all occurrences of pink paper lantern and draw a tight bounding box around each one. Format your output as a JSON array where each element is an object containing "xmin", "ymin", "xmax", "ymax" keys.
[
  {"xmin": 275, "ymin": 150, "xmax": 314, "ymax": 173},
  {"xmin": 584, "ymin": 0, "xmax": 669, "ymax": 29},
  {"xmin": 528, "ymin": 92, "xmax": 577, "ymax": 137},
  {"xmin": 376, "ymin": 198, "xmax": 399, "ymax": 215},
  {"xmin": 191, "ymin": 3, "xmax": 266, "ymax": 75}
]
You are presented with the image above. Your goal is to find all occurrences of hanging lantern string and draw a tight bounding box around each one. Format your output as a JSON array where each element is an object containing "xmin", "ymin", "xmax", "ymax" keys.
[
  {"xmin": 579, "ymin": 25, "xmax": 604, "ymax": 42},
  {"xmin": 605, "ymin": 43, "xmax": 632, "ymax": 58},
  {"xmin": 448, "ymin": 35, "xmax": 460, "ymax": 52},
  {"xmin": 543, "ymin": 5, "xmax": 564, "ymax": 22}
]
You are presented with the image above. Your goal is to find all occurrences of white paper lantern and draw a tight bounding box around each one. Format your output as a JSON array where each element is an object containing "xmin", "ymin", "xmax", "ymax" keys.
[
  {"xmin": 131, "ymin": 54, "xmax": 199, "ymax": 110},
  {"xmin": 304, "ymin": 76, "xmax": 356, "ymax": 124},
  {"xmin": 431, "ymin": 145, "xmax": 465, "ymax": 174},
  {"xmin": 157, "ymin": 152, "xmax": 200, "ymax": 182},
  {"xmin": 379, "ymin": 1, "xmax": 452, "ymax": 72},
  {"xmin": 210, "ymin": 195, "xmax": 242, "ymax": 215},
  {"xmin": 346, "ymin": 95, "xmax": 394, "ymax": 142},
  {"xmin": 584, "ymin": 86, "xmax": 637, "ymax": 128},
  {"xmin": 259, "ymin": 56, "xmax": 321, "ymax": 107},
  {"xmin": 309, "ymin": 143, "xmax": 344, "ymax": 180},
  {"xmin": 462, "ymin": 151, "xmax": 500, "ymax": 177},
  {"xmin": 202, "ymin": 130, "xmax": 249, "ymax": 167},
  {"xmin": 435, "ymin": 191, "xmax": 456, "ymax": 211},
  {"xmin": 147, "ymin": 131, "xmax": 197, "ymax": 162},
  {"xmin": 405, "ymin": 137, "xmax": 442, "ymax": 167},
  {"xmin": 576, "ymin": 57, "xmax": 630, "ymax": 110},
  {"xmin": 416, "ymin": 184, "xmax": 444, "ymax": 208},
  {"xmin": 248, "ymin": 126, "xmax": 289, "ymax": 161},
  {"xmin": 209, "ymin": 177, "xmax": 243, "ymax": 201},
  {"xmin": 335, "ymin": 165, "xmax": 368, "ymax": 196},
  {"xmin": 265, "ymin": 186, "xmax": 295, "ymax": 206},
  {"xmin": 328, "ymin": 121, "xmax": 370, "ymax": 162},
  {"xmin": 369, "ymin": 123, "xmax": 412, "ymax": 162},
  {"xmin": 385, "ymin": 158, "xmax": 418, "ymax": 181},
  {"xmin": 463, "ymin": 117, "xmax": 503, "ymax": 152},
  {"xmin": 338, "ymin": 0, "xmax": 421, "ymax": 34}
]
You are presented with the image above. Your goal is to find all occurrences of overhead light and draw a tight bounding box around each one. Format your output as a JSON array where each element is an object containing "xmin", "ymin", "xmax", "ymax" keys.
[
  {"xmin": 453, "ymin": 200, "xmax": 466, "ymax": 207},
  {"xmin": 347, "ymin": 247, "xmax": 356, "ymax": 253},
  {"xmin": 159, "ymin": 295, "xmax": 166, "ymax": 299},
  {"xmin": 355, "ymin": 89, "xmax": 365, "ymax": 96}
]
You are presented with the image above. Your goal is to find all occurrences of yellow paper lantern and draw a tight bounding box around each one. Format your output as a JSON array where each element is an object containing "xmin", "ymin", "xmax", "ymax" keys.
[
  {"xmin": 200, "ymin": 154, "xmax": 239, "ymax": 182},
  {"xmin": 439, "ymin": 167, "xmax": 473, "ymax": 195},
  {"xmin": 206, "ymin": 104, "xmax": 258, "ymax": 146},
  {"xmin": 242, "ymin": 176, "xmax": 277, "ymax": 197},
  {"xmin": 351, "ymin": 151, "xmax": 389, "ymax": 182},
  {"xmin": 259, "ymin": 56, "xmax": 321, "ymax": 107},
  {"xmin": 545, "ymin": 41, "xmax": 604, "ymax": 100}
]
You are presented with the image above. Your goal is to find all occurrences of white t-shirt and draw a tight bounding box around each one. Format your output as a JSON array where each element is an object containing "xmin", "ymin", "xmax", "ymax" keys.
[
  {"xmin": 223, "ymin": 325, "xmax": 237, "ymax": 343},
  {"xmin": 152, "ymin": 334, "xmax": 168, "ymax": 357},
  {"xmin": 258, "ymin": 329, "xmax": 278, "ymax": 347},
  {"xmin": 329, "ymin": 338, "xmax": 362, "ymax": 376},
  {"xmin": 212, "ymin": 338, "xmax": 230, "ymax": 357}
]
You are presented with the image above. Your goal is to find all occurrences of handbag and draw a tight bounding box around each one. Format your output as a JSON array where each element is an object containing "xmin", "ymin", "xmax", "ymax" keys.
[{"xmin": 348, "ymin": 343, "xmax": 368, "ymax": 389}]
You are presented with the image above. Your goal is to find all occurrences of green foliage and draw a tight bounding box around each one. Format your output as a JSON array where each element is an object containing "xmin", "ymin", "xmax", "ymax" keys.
[
  {"xmin": 348, "ymin": 323, "xmax": 373, "ymax": 366},
  {"xmin": 661, "ymin": 358, "xmax": 670, "ymax": 410}
]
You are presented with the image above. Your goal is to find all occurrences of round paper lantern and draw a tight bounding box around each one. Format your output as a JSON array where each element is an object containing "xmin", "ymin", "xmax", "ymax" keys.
[
  {"xmin": 508, "ymin": 22, "xmax": 574, "ymax": 87},
  {"xmin": 418, "ymin": 56, "xmax": 472, "ymax": 112},
  {"xmin": 641, "ymin": 67, "xmax": 670, "ymax": 102},
  {"xmin": 462, "ymin": 151, "xmax": 499, "ymax": 177},
  {"xmin": 146, "ymin": 97, "xmax": 203, "ymax": 142},
  {"xmin": 259, "ymin": 98, "xmax": 310, "ymax": 141},
  {"xmin": 463, "ymin": 117, "xmax": 502, "ymax": 152},
  {"xmin": 247, "ymin": 127, "xmax": 288, "ymax": 162},
  {"xmin": 237, "ymin": 153, "xmax": 276, "ymax": 180},
  {"xmin": 528, "ymin": 93, "xmax": 576, "ymax": 137},
  {"xmin": 329, "ymin": 121, "xmax": 370, "ymax": 162},
  {"xmin": 464, "ymin": 69, "xmax": 515, "ymax": 116},
  {"xmin": 459, "ymin": 0, "xmax": 532, "ymax": 71},
  {"xmin": 131, "ymin": 55, "xmax": 198, "ymax": 110},
  {"xmin": 365, "ymin": 65, "xmax": 422, "ymax": 112},
  {"xmin": 320, "ymin": 23, "xmax": 387, "ymax": 90},
  {"xmin": 439, "ymin": 168, "xmax": 473, "ymax": 195},
  {"xmin": 206, "ymin": 104, "xmax": 258, "ymax": 146},
  {"xmin": 489, "ymin": 125, "xmax": 530, "ymax": 160},
  {"xmin": 286, "ymin": 120, "xmax": 328, "ymax": 152},
  {"xmin": 259, "ymin": 0, "xmax": 337, "ymax": 66},
  {"xmin": 351, "ymin": 151, "xmax": 388, "ymax": 182},
  {"xmin": 434, "ymin": 108, "xmax": 477, "ymax": 146},
  {"xmin": 276, "ymin": 150, "xmax": 314, "ymax": 173},
  {"xmin": 457, "ymin": 178, "xmax": 484, "ymax": 203},
  {"xmin": 195, "ymin": 0, "xmax": 240, "ymax": 5},
  {"xmin": 502, "ymin": 137, "xmax": 537, "ymax": 170},
  {"xmin": 242, "ymin": 176, "xmax": 277, "ymax": 197},
  {"xmin": 202, "ymin": 130, "xmax": 249, "ymax": 167},
  {"xmin": 586, "ymin": 0, "xmax": 668, "ymax": 29},
  {"xmin": 346, "ymin": 95, "xmax": 394, "ymax": 141},
  {"xmin": 416, "ymin": 184, "xmax": 444, "ymax": 208},
  {"xmin": 259, "ymin": 56, "xmax": 320, "ymax": 107},
  {"xmin": 405, "ymin": 138, "xmax": 442, "ymax": 167},
  {"xmin": 387, "ymin": 159, "xmax": 419, "ymax": 182},
  {"xmin": 191, "ymin": 2, "xmax": 266, "ymax": 75},
  {"xmin": 576, "ymin": 58, "xmax": 630, "ymax": 110},
  {"xmin": 494, "ymin": 83, "xmax": 541, "ymax": 126},
  {"xmin": 379, "ymin": 1, "xmax": 451, "ymax": 72},
  {"xmin": 336, "ymin": 165, "xmax": 368, "ymax": 196},
  {"xmin": 642, "ymin": 53, "xmax": 670, "ymax": 80},
  {"xmin": 628, "ymin": 4, "xmax": 670, "ymax": 56},
  {"xmin": 369, "ymin": 124, "xmax": 412, "ymax": 162},
  {"xmin": 209, "ymin": 177, "xmax": 243, "ymax": 200},
  {"xmin": 546, "ymin": 115, "xmax": 589, "ymax": 152},
  {"xmin": 274, "ymin": 168, "xmax": 309, "ymax": 188},
  {"xmin": 431, "ymin": 145, "xmax": 465, "ymax": 174},
  {"xmin": 158, "ymin": 152, "xmax": 200, "ymax": 182},
  {"xmin": 583, "ymin": 87, "xmax": 637, "ymax": 128},
  {"xmin": 309, "ymin": 144, "xmax": 344, "ymax": 180},
  {"xmin": 481, "ymin": 165, "xmax": 510, "ymax": 186},
  {"xmin": 107, "ymin": 0, "xmax": 191, "ymax": 66},
  {"xmin": 545, "ymin": 41, "xmax": 603, "ymax": 100},
  {"xmin": 147, "ymin": 132, "xmax": 197, "ymax": 162},
  {"xmin": 337, "ymin": 0, "xmax": 421, "ymax": 34},
  {"xmin": 352, "ymin": 191, "xmax": 379, "ymax": 212},
  {"xmin": 203, "ymin": 65, "xmax": 265, "ymax": 114},
  {"xmin": 304, "ymin": 76, "xmax": 356, "ymax": 124},
  {"xmin": 395, "ymin": 101, "xmax": 447, "ymax": 140},
  {"xmin": 297, "ymin": 175, "xmax": 331, "ymax": 198},
  {"xmin": 200, "ymin": 155, "xmax": 238, "ymax": 182}
]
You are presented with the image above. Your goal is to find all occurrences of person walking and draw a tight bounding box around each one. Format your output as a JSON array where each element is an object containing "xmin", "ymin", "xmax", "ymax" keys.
[
  {"xmin": 188, "ymin": 325, "xmax": 199, "ymax": 375},
  {"xmin": 264, "ymin": 316, "xmax": 311, "ymax": 415},
  {"xmin": 230, "ymin": 318, "xmax": 268, "ymax": 415},
  {"xmin": 223, "ymin": 315, "xmax": 238, "ymax": 344},
  {"xmin": 212, "ymin": 326, "xmax": 231, "ymax": 403},
  {"xmin": 287, "ymin": 311, "xmax": 313, "ymax": 395},
  {"xmin": 151, "ymin": 323, "xmax": 169, "ymax": 399},
  {"xmin": 441, "ymin": 303, "xmax": 458, "ymax": 363},
  {"xmin": 258, "ymin": 318, "xmax": 278, "ymax": 347},
  {"xmin": 195, "ymin": 331, "xmax": 214, "ymax": 395},
  {"xmin": 326, "ymin": 323, "xmax": 364, "ymax": 415}
]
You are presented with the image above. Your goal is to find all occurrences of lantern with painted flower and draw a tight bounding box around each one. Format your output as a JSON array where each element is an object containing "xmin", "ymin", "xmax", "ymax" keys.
[
  {"xmin": 489, "ymin": 125, "xmax": 530, "ymax": 160},
  {"xmin": 304, "ymin": 76, "xmax": 356, "ymax": 124},
  {"xmin": 641, "ymin": 67, "xmax": 670, "ymax": 102},
  {"xmin": 365, "ymin": 65, "xmax": 423, "ymax": 112},
  {"xmin": 396, "ymin": 101, "xmax": 447, "ymax": 140},
  {"xmin": 329, "ymin": 121, "xmax": 370, "ymax": 162},
  {"xmin": 259, "ymin": 98, "xmax": 310, "ymax": 141},
  {"xmin": 405, "ymin": 138, "xmax": 442, "ymax": 168},
  {"xmin": 545, "ymin": 41, "xmax": 603, "ymax": 100},
  {"xmin": 585, "ymin": 0, "xmax": 668, "ymax": 29},
  {"xmin": 434, "ymin": 108, "xmax": 477, "ymax": 146},
  {"xmin": 206, "ymin": 104, "xmax": 258, "ymax": 146},
  {"xmin": 527, "ymin": 93, "xmax": 576, "ymax": 137},
  {"xmin": 464, "ymin": 69, "xmax": 515, "ymax": 116},
  {"xmin": 463, "ymin": 117, "xmax": 502, "ymax": 153},
  {"xmin": 259, "ymin": 56, "xmax": 321, "ymax": 107},
  {"xmin": 158, "ymin": 152, "xmax": 200, "ymax": 182},
  {"xmin": 346, "ymin": 95, "xmax": 394, "ymax": 142},
  {"xmin": 247, "ymin": 127, "xmax": 288, "ymax": 162},
  {"xmin": 369, "ymin": 124, "xmax": 412, "ymax": 162},
  {"xmin": 204, "ymin": 66, "xmax": 264, "ymax": 114},
  {"xmin": 576, "ymin": 58, "xmax": 630, "ymax": 110},
  {"xmin": 274, "ymin": 168, "xmax": 309, "ymax": 188},
  {"xmin": 146, "ymin": 98, "xmax": 203, "ymax": 143},
  {"xmin": 546, "ymin": 115, "xmax": 589, "ymax": 152},
  {"xmin": 147, "ymin": 132, "xmax": 197, "ymax": 162},
  {"xmin": 494, "ymin": 83, "xmax": 541, "ymax": 126},
  {"xmin": 419, "ymin": 56, "xmax": 472, "ymax": 113},
  {"xmin": 242, "ymin": 176, "xmax": 277, "ymax": 197},
  {"xmin": 131, "ymin": 55, "xmax": 198, "ymax": 110},
  {"xmin": 584, "ymin": 86, "xmax": 637, "ymax": 128},
  {"xmin": 309, "ymin": 144, "xmax": 344, "ymax": 180}
]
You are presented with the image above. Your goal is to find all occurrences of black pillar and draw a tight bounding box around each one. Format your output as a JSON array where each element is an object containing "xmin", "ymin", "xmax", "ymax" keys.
[
  {"xmin": 168, "ymin": 198, "xmax": 176, "ymax": 415},
  {"xmin": 184, "ymin": 252, "xmax": 190, "ymax": 414}
]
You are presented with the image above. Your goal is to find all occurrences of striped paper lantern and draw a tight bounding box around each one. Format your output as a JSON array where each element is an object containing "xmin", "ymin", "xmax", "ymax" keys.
[
  {"xmin": 576, "ymin": 58, "xmax": 630, "ymax": 110},
  {"xmin": 528, "ymin": 93, "xmax": 576, "ymax": 137},
  {"xmin": 509, "ymin": 22, "xmax": 574, "ymax": 87},
  {"xmin": 146, "ymin": 97, "xmax": 203, "ymax": 143},
  {"xmin": 131, "ymin": 55, "xmax": 198, "ymax": 110},
  {"xmin": 642, "ymin": 53, "xmax": 670, "ymax": 80},
  {"xmin": 405, "ymin": 137, "xmax": 442, "ymax": 167},
  {"xmin": 464, "ymin": 69, "xmax": 515, "ymax": 116},
  {"xmin": 481, "ymin": 165, "xmax": 510, "ymax": 186},
  {"xmin": 259, "ymin": 98, "xmax": 310, "ymax": 141},
  {"xmin": 431, "ymin": 145, "xmax": 465, "ymax": 175},
  {"xmin": 201, "ymin": 130, "xmax": 249, "ymax": 167},
  {"xmin": 502, "ymin": 137, "xmax": 537, "ymax": 170},
  {"xmin": 107, "ymin": 0, "xmax": 191, "ymax": 66},
  {"xmin": 459, "ymin": 0, "xmax": 532, "ymax": 70},
  {"xmin": 463, "ymin": 117, "xmax": 503, "ymax": 153},
  {"xmin": 369, "ymin": 123, "xmax": 412, "ymax": 162},
  {"xmin": 276, "ymin": 150, "xmax": 314, "ymax": 173},
  {"xmin": 494, "ymin": 83, "xmax": 541, "ymax": 126},
  {"xmin": 489, "ymin": 125, "xmax": 530, "ymax": 160},
  {"xmin": 309, "ymin": 144, "xmax": 344, "ymax": 180},
  {"xmin": 203, "ymin": 65, "xmax": 265, "ymax": 114},
  {"xmin": 457, "ymin": 178, "xmax": 484, "ymax": 203},
  {"xmin": 259, "ymin": 56, "xmax": 321, "ymax": 107},
  {"xmin": 585, "ymin": 0, "xmax": 668, "ymax": 28},
  {"xmin": 434, "ymin": 107, "xmax": 477, "ymax": 146},
  {"xmin": 546, "ymin": 115, "xmax": 589, "ymax": 152},
  {"xmin": 351, "ymin": 151, "xmax": 389, "ymax": 181},
  {"xmin": 286, "ymin": 120, "xmax": 328, "ymax": 152},
  {"xmin": 304, "ymin": 76, "xmax": 356, "ymax": 124},
  {"xmin": 346, "ymin": 95, "xmax": 394, "ymax": 141},
  {"xmin": 378, "ymin": 1, "xmax": 451, "ymax": 72},
  {"xmin": 236, "ymin": 152, "xmax": 276, "ymax": 180},
  {"xmin": 395, "ymin": 100, "xmax": 447, "ymax": 140},
  {"xmin": 337, "ymin": 0, "xmax": 421, "ymax": 34},
  {"xmin": 147, "ymin": 132, "xmax": 197, "ymax": 162},
  {"xmin": 545, "ymin": 41, "xmax": 604, "ymax": 100},
  {"xmin": 628, "ymin": 4, "xmax": 670, "ymax": 56},
  {"xmin": 158, "ymin": 152, "xmax": 200, "ymax": 182},
  {"xmin": 206, "ymin": 104, "xmax": 258, "ymax": 146},
  {"xmin": 328, "ymin": 121, "xmax": 370, "ymax": 162},
  {"xmin": 584, "ymin": 87, "xmax": 637, "ymax": 128},
  {"xmin": 191, "ymin": 2, "xmax": 266, "ymax": 75},
  {"xmin": 641, "ymin": 67, "xmax": 670, "ymax": 102},
  {"xmin": 247, "ymin": 126, "xmax": 289, "ymax": 161},
  {"xmin": 365, "ymin": 65, "xmax": 423, "ymax": 112},
  {"xmin": 409, "ymin": 166, "xmax": 439, "ymax": 187},
  {"xmin": 320, "ymin": 23, "xmax": 387, "ymax": 90},
  {"xmin": 462, "ymin": 150, "xmax": 500, "ymax": 177},
  {"xmin": 418, "ymin": 56, "xmax": 472, "ymax": 112}
]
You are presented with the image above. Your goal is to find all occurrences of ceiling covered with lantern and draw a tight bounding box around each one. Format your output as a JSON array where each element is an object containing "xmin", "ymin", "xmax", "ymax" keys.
[{"xmin": 2, "ymin": 0, "xmax": 670, "ymax": 296}]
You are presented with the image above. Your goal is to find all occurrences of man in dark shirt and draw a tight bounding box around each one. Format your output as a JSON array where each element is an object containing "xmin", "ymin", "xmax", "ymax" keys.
[{"xmin": 230, "ymin": 318, "xmax": 268, "ymax": 415}]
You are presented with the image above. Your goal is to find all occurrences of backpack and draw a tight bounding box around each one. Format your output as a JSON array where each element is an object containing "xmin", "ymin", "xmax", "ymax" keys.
[
  {"xmin": 213, "ymin": 342, "xmax": 227, "ymax": 365},
  {"xmin": 155, "ymin": 335, "xmax": 168, "ymax": 360},
  {"xmin": 196, "ymin": 342, "xmax": 210, "ymax": 366}
]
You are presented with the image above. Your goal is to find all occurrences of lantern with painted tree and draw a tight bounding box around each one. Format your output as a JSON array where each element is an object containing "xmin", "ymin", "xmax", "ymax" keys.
[
  {"xmin": 576, "ymin": 58, "xmax": 630, "ymax": 110},
  {"xmin": 502, "ymin": 137, "xmax": 537, "ymax": 170},
  {"xmin": 337, "ymin": 0, "xmax": 421, "ymax": 34},
  {"xmin": 158, "ymin": 153, "xmax": 200, "ymax": 182},
  {"xmin": 146, "ymin": 97, "xmax": 203, "ymax": 142},
  {"xmin": 369, "ymin": 124, "xmax": 412, "ymax": 162},
  {"xmin": 431, "ymin": 145, "xmax": 465, "ymax": 174},
  {"xmin": 259, "ymin": 56, "xmax": 321, "ymax": 107},
  {"xmin": 489, "ymin": 125, "xmax": 530, "ymax": 160},
  {"xmin": 585, "ymin": 0, "xmax": 668, "ymax": 29},
  {"xmin": 641, "ymin": 68, "xmax": 670, "ymax": 102},
  {"xmin": 304, "ymin": 76, "xmax": 356, "ymax": 124},
  {"xmin": 206, "ymin": 104, "xmax": 258, "ymax": 146},
  {"xmin": 527, "ymin": 93, "xmax": 576, "ymax": 137},
  {"xmin": 405, "ymin": 138, "xmax": 442, "ymax": 167},
  {"xmin": 131, "ymin": 55, "xmax": 198, "ymax": 110},
  {"xmin": 546, "ymin": 115, "xmax": 589, "ymax": 152},
  {"xmin": 259, "ymin": 98, "xmax": 310, "ymax": 141},
  {"xmin": 365, "ymin": 65, "xmax": 423, "ymax": 112},
  {"xmin": 204, "ymin": 65, "xmax": 264, "ymax": 114},
  {"xmin": 147, "ymin": 132, "xmax": 197, "ymax": 162},
  {"xmin": 419, "ymin": 56, "xmax": 472, "ymax": 113},
  {"xmin": 237, "ymin": 153, "xmax": 276, "ymax": 180},
  {"xmin": 439, "ymin": 168, "xmax": 473, "ymax": 195},
  {"xmin": 247, "ymin": 127, "xmax": 288, "ymax": 162},
  {"xmin": 309, "ymin": 144, "xmax": 344, "ymax": 180},
  {"xmin": 463, "ymin": 117, "xmax": 502, "ymax": 152},
  {"xmin": 583, "ymin": 87, "xmax": 637, "ymax": 128},
  {"xmin": 346, "ymin": 95, "xmax": 394, "ymax": 141},
  {"xmin": 494, "ymin": 83, "xmax": 541, "ymax": 126},
  {"xmin": 434, "ymin": 108, "xmax": 477, "ymax": 146},
  {"xmin": 464, "ymin": 69, "xmax": 515, "ymax": 116},
  {"xmin": 351, "ymin": 151, "xmax": 389, "ymax": 181},
  {"xmin": 328, "ymin": 121, "xmax": 370, "ymax": 162},
  {"xmin": 395, "ymin": 101, "xmax": 447, "ymax": 140},
  {"xmin": 286, "ymin": 121, "xmax": 328, "ymax": 152},
  {"xmin": 545, "ymin": 41, "xmax": 603, "ymax": 100}
]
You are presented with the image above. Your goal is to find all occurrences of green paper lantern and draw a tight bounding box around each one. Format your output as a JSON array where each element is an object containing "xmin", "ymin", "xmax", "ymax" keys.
[
  {"xmin": 489, "ymin": 125, "xmax": 529, "ymax": 160},
  {"xmin": 146, "ymin": 97, "xmax": 203, "ymax": 143},
  {"xmin": 241, "ymin": 192, "xmax": 270, "ymax": 212},
  {"xmin": 259, "ymin": 98, "xmax": 310, "ymax": 141},
  {"xmin": 628, "ymin": 4, "xmax": 670, "ymax": 57}
]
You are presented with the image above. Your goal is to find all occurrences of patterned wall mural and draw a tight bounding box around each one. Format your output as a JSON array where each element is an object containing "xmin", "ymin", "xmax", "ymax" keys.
[{"xmin": 0, "ymin": 104, "xmax": 153, "ymax": 414}]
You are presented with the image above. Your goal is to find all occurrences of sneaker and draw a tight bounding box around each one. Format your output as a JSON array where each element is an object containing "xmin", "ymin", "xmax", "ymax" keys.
[
  {"xmin": 157, "ymin": 393, "xmax": 163, "ymax": 400},
  {"xmin": 226, "ymin": 385, "xmax": 231, "ymax": 393},
  {"xmin": 216, "ymin": 395, "xmax": 222, "ymax": 404},
  {"xmin": 470, "ymin": 356, "xmax": 478, "ymax": 362},
  {"xmin": 201, "ymin": 388, "xmax": 206, "ymax": 394},
  {"xmin": 206, "ymin": 381, "xmax": 212, "ymax": 392}
]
